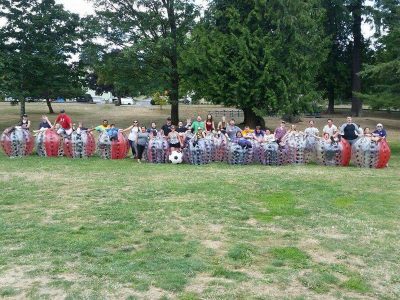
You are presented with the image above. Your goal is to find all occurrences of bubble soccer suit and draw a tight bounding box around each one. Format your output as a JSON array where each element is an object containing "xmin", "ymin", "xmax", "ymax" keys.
[
  {"xmin": 146, "ymin": 133, "xmax": 169, "ymax": 163},
  {"xmin": 316, "ymin": 138, "xmax": 351, "ymax": 166},
  {"xmin": 97, "ymin": 131, "xmax": 129, "ymax": 159},
  {"xmin": 35, "ymin": 129, "xmax": 65, "ymax": 157},
  {"xmin": 64, "ymin": 130, "xmax": 96, "ymax": 158},
  {"xmin": 1, "ymin": 127, "xmax": 34, "ymax": 157},
  {"xmin": 185, "ymin": 133, "xmax": 214, "ymax": 165},
  {"xmin": 351, "ymin": 137, "xmax": 391, "ymax": 168},
  {"xmin": 227, "ymin": 138, "xmax": 255, "ymax": 165}
]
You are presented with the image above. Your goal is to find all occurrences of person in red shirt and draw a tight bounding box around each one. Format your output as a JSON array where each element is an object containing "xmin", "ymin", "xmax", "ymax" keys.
[{"xmin": 53, "ymin": 109, "xmax": 73, "ymax": 137}]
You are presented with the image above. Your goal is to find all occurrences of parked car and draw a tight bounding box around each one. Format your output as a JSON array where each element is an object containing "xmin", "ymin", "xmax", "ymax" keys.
[
  {"xmin": 76, "ymin": 94, "xmax": 93, "ymax": 103},
  {"xmin": 92, "ymin": 96, "xmax": 106, "ymax": 104},
  {"xmin": 121, "ymin": 97, "xmax": 134, "ymax": 105}
]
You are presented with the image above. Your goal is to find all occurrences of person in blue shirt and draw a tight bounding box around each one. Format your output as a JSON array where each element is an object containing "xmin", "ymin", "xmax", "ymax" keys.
[
  {"xmin": 106, "ymin": 124, "xmax": 120, "ymax": 141},
  {"xmin": 373, "ymin": 123, "xmax": 387, "ymax": 139}
]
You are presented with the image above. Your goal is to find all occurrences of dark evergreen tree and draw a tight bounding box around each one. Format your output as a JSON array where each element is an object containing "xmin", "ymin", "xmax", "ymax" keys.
[
  {"xmin": 359, "ymin": 2, "xmax": 400, "ymax": 110},
  {"xmin": 182, "ymin": 0, "xmax": 328, "ymax": 127},
  {"xmin": 318, "ymin": 0, "xmax": 352, "ymax": 113}
]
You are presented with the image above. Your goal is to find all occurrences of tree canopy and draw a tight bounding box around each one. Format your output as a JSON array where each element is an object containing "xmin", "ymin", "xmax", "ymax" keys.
[
  {"xmin": 86, "ymin": 0, "xmax": 200, "ymax": 123},
  {"xmin": 181, "ymin": 0, "xmax": 328, "ymax": 127},
  {"xmin": 0, "ymin": 0, "xmax": 83, "ymax": 115}
]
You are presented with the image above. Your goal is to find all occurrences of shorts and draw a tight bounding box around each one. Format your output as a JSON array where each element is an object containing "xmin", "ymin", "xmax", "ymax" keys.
[{"xmin": 169, "ymin": 143, "xmax": 180, "ymax": 148}]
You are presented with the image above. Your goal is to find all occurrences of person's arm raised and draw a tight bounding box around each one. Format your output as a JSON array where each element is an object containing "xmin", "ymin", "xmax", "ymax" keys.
[{"xmin": 122, "ymin": 125, "xmax": 133, "ymax": 133}]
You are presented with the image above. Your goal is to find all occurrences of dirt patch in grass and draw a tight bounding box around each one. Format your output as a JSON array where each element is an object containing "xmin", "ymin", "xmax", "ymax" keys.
[
  {"xmin": 0, "ymin": 266, "xmax": 66, "ymax": 299},
  {"xmin": 201, "ymin": 240, "xmax": 223, "ymax": 250},
  {"xmin": 298, "ymin": 238, "xmax": 341, "ymax": 265},
  {"xmin": 184, "ymin": 274, "xmax": 216, "ymax": 294}
]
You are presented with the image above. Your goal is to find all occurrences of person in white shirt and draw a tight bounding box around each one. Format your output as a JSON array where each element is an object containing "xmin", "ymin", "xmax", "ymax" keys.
[
  {"xmin": 123, "ymin": 120, "xmax": 140, "ymax": 158},
  {"xmin": 322, "ymin": 119, "xmax": 338, "ymax": 138},
  {"xmin": 304, "ymin": 120, "xmax": 319, "ymax": 137}
]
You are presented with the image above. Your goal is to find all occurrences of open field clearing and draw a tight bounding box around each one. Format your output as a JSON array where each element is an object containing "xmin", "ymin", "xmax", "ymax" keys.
[{"xmin": 0, "ymin": 103, "xmax": 399, "ymax": 299}]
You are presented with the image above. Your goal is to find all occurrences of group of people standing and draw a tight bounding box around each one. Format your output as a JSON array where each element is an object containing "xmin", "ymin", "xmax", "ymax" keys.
[{"xmin": 10, "ymin": 110, "xmax": 388, "ymax": 163}]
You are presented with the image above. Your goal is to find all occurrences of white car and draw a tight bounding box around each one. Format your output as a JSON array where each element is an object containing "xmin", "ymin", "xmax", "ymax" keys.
[
  {"xmin": 121, "ymin": 97, "xmax": 134, "ymax": 105},
  {"xmin": 92, "ymin": 96, "xmax": 106, "ymax": 104}
]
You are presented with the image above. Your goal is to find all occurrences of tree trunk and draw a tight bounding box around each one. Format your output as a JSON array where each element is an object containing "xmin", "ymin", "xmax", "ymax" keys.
[
  {"xmin": 166, "ymin": 0, "xmax": 179, "ymax": 125},
  {"xmin": 170, "ymin": 74, "xmax": 179, "ymax": 124},
  {"xmin": 242, "ymin": 107, "xmax": 265, "ymax": 128},
  {"xmin": 327, "ymin": 85, "xmax": 335, "ymax": 114},
  {"xmin": 115, "ymin": 96, "xmax": 121, "ymax": 106},
  {"xmin": 19, "ymin": 96, "xmax": 25, "ymax": 116},
  {"xmin": 46, "ymin": 98, "xmax": 54, "ymax": 114},
  {"xmin": 351, "ymin": 0, "xmax": 362, "ymax": 117}
]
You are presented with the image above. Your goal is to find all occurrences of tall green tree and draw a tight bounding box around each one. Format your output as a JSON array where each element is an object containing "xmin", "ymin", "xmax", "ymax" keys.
[
  {"xmin": 0, "ymin": 0, "xmax": 83, "ymax": 115},
  {"xmin": 359, "ymin": 2, "xmax": 400, "ymax": 110},
  {"xmin": 349, "ymin": 0, "xmax": 364, "ymax": 116},
  {"xmin": 90, "ymin": 0, "xmax": 200, "ymax": 124},
  {"xmin": 318, "ymin": 0, "xmax": 352, "ymax": 113},
  {"xmin": 182, "ymin": 0, "xmax": 328, "ymax": 127}
]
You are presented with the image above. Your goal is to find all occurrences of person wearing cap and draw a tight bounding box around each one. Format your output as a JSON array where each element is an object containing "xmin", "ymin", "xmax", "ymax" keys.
[
  {"xmin": 161, "ymin": 117, "xmax": 173, "ymax": 136},
  {"xmin": 274, "ymin": 121, "xmax": 287, "ymax": 144},
  {"xmin": 53, "ymin": 109, "xmax": 73, "ymax": 137},
  {"xmin": 373, "ymin": 123, "xmax": 387, "ymax": 139},
  {"xmin": 18, "ymin": 114, "xmax": 31, "ymax": 130},
  {"xmin": 339, "ymin": 116, "xmax": 360, "ymax": 145},
  {"xmin": 192, "ymin": 127, "xmax": 206, "ymax": 147}
]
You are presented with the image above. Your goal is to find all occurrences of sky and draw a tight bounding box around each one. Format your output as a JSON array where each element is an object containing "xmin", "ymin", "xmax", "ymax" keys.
[
  {"xmin": 55, "ymin": 0, "xmax": 207, "ymax": 16},
  {"xmin": 56, "ymin": 0, "xmax": 374, "ymax": 38},
  {"xmin": 0, "ymin": 1, "xmax": 374, "ymax": 38}
]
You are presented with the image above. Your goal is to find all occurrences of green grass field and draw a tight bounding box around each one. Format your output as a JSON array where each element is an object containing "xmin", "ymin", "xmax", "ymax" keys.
[{"xmin": 0, "ymin": 103, "xmax": 399, "ymax": 299}]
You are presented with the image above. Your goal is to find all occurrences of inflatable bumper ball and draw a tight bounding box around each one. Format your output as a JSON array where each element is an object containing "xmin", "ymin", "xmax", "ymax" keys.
[
  {"xmin": 351, "ymin": 137, "xmax": 391, "ymax": 168},
  {"xmin": 187, "ymin": 138, "xmax": 210, "ymax": 165},
  {"xmin": 1, "ymin": 127, "xmax": 34, "ymax": 157},
  {"xmin": 212, "ymin": 135, "xmax": 228, "ymax": 162},
  {"xmin": 35, "ymin": 129, "xmax": 64, "ymax": 157},
  {"xmin": 147, "ymin": 136, "xmax": 169, "ymax": 163},
  {"xmin": 316, "ymin": 138, "xmax": 351, "ymax": 166},
  {"xmin": 285, "ymin": 134, "xmax": 308, "ymax": 164},
  {"xmin": 260, "ymin": 142, "xmax": 280, "ymax": 165},
  {"xmin": 227, "ymin": 141, "xmax": 254, "ymax": 165},
  {"xmin": 202, "ymin": 136, "xmax": 215, "ymax": 163},
  {"xmin": 250, "ymin": 140, "xmax": 265, "ymax": 164},
  {"xmin": 304, "ymin": 135, "xmax": 319, "ymax": 163},
  {"xmin": 97, "ymin": 132, "xmax": 129, "ymax": 159},
  {"xmin": 64, "ymin": 131, "xmax": 96, "ymax": 158},
  {"xmin": 182, "ymin": 133, "xmax": 194, "ymax": 163}
]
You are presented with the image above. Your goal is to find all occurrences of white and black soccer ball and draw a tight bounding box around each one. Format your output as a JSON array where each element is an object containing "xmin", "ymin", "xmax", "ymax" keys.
[{"xmin": 169, "ymin": 151, "xmax": 183, "ymax": 164}]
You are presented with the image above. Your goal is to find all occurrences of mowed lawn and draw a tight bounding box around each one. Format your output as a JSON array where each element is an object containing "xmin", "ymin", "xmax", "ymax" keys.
[{"xmin": 0, "ymin": 103, "xmax": 400, "ymax": 299}]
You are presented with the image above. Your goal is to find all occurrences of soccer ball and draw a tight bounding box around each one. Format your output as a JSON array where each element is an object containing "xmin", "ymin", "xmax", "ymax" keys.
[{"xmin": 169, "ymin": 151, "xmax": 183, "ymax": 164}]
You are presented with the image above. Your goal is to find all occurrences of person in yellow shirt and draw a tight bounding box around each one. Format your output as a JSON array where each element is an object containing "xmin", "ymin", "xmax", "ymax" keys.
[
  {"xmin": 89, "ymin": 119, "xmax": 110, "ymax": 132},
  {"xmin": 242, "ymin": 126, "xmax": 254, "ymax": 138}
]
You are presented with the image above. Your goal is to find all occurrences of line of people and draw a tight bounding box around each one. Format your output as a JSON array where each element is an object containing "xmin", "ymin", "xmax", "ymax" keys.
[{"xmin": 12, "ymin": 110, "xmax": 388, "ymax": 160}]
